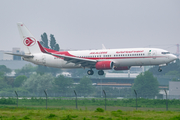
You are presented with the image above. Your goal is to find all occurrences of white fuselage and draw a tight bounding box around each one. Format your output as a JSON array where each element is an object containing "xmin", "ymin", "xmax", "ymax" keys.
[{"xmin": 23, "ymin": 48, "xmax": 177, "ymax": 69}]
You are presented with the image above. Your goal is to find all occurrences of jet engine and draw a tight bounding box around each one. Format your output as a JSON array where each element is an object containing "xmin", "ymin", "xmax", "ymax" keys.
[{"xmin": 95, "ymin": 61, "xmax": 113, "ymax": 70}]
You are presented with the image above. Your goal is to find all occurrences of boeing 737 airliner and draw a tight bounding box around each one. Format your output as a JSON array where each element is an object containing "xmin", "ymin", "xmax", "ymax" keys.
[{"xmin": 6, "ymin": 23, "xmax": 177, "ymax": 75}]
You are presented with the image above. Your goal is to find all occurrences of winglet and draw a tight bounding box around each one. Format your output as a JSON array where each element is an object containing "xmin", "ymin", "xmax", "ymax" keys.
[
  {"xmin": 102, "ymin": 44, "xmax": 106, "ymax": 49},
  {"xmin": 37, "ymin": 41, "xmax": 48, "ymax": 53}
]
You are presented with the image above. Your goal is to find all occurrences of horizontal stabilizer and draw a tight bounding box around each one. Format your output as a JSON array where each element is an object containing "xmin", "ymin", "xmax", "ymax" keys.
[{"xmin": 5, "ymin": 53, "xmax": 34, "ymax": 58}]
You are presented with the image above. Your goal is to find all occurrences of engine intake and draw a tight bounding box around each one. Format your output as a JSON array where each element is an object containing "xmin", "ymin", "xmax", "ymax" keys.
[{"xmin": 96, "ymin": 61, "xmax": 113, "ymax": 70}]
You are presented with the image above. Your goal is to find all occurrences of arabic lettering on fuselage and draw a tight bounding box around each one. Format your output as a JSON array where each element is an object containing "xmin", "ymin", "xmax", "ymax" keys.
[
  {"xmin": 116, "ymin": 50, "xmax": 144, "ymax": 54},
  {"xmin": 89, "ymin": 50, "xmax": 144, "ymax": 54},
  {"xmin": 90, "ymin": 52, "xmax": 107, "ymax": 54}
]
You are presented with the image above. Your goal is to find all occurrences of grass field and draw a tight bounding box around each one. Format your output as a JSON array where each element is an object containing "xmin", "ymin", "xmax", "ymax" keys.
[
  {"xmin": 0, "ymin": 107, "xmax": 180, "ymax": 120},
  {"xmin": 0, "ymin": 97, "xmax": 180, "ymax": 119}
]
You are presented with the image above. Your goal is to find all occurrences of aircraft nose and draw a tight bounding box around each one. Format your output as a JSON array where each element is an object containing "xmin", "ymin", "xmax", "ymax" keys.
[{"xmin": 170, "ymin": 54, "xmax": 178, "ymax": 60}]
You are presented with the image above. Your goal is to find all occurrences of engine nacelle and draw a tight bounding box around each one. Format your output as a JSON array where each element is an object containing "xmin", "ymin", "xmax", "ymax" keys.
[
  {"xmin": 96, "ymin": 61, "xmax": 113, "ymax": 70},
  {"xmin": 114, "ymin": 66, "xmax": 130, "ymax": 70}
]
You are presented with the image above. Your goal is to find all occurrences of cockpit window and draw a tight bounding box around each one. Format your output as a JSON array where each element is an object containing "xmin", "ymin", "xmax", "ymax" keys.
[{"xmin": 161, "ymin": 52, "xmax": 170, "ymax": 54}]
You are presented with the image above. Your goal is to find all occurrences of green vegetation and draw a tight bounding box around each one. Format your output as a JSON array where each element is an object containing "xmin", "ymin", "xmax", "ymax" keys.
[
  {"xmin": 40, "ymin": 32, "xmax": 49, "ymax": 48},
  {"xmin": 49, "ymin": 34, "xmax": 60, "ymax": 51},
  {"xmin": 0, "ymin": 107, "xmax": 179, "ymax": 120},
  {"xmin": 23, "ymin": 73, "xmax": 54, "ymax": 93},
  {"xmin": 53, "ymin": 75, "xmax": 73, "ymax": 94},
  {"xmin": 132, "ymin": 71, "xmax": 159, "ymax": 98},
  {"xmin": 14, "ymin": 75, "xmax": 27, "ymax": 87},
  {"xmin": 0, "ymin": 98, "xmax": 15, "ymax": 105},
  {"xmin": 15, "ymin": 64, "xmax": 37, "ymax": 76},
  {"xmin": 0, "ymin": 64, "xmax": 129, "ymax": 97},
  {"xmin": 1, "ymin": 97, "xmax": 180, "ymax": 109},
  {"xmin": 95, "ymin": 107, "xmax": 104, "ymax": 112},
  {"xmin": 0, "ymin": 65, "xmax": 11, "ymax": 74},
  {"xmin": 40, "ymin": 32, "xmax": 60, "ymax": 51},
  {"xmin": 75, "ymin": 76, "xmax": 95, "ymax": 96}
]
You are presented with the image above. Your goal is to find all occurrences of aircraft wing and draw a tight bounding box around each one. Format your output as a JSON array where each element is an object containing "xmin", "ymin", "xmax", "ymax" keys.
[
  {"xmin": 50, "ymin": 53, "xmax": 97, "ymax": 68},
  {"xmin": 37, "ymin": 41, "xmax": 97, "ymax": 68}
]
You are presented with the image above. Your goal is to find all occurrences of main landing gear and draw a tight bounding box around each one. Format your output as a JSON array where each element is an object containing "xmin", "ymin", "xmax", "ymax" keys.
[
  {"xmin": 87, "ymin": 70, "xmax": 94, "ymax": 75},
  {"xmin": 98, "ymin": 70, "xmax": 104, "ymax": 75},
  {"xmin": 87, "ymin": 70, "xmax": 104, "ymax": 75},
  {"xmin": 158, "ymin": 67, "xmax": 162, "ymax": 72}
]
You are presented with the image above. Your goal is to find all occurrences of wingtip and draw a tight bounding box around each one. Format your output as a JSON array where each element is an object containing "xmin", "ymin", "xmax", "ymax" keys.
[{"xmin": 17, "ymin": 22, "xmax": 24, "ymax": 26}]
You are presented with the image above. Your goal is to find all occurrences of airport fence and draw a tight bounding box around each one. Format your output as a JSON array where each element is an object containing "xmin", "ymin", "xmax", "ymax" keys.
[{"xmin": 0, "ymin": 90, "xmax": 180, "ymax": 111}]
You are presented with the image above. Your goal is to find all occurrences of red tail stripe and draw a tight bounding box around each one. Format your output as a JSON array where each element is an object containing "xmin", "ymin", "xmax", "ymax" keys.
[
  {"xmin": 37, "ymin": 41, "xmax": 47, "ymax": 53},
  {"xmin": 44, "ymin": 48, "xmax": 58, "ymax": 53}
]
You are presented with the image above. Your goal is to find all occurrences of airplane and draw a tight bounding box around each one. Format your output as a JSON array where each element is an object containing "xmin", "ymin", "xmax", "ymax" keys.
[{"xmin": 6, "ymin": 23, "xmax": 177, "ymax": 75}]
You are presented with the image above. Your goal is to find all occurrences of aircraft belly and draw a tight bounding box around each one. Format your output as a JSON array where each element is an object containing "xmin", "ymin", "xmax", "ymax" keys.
[
  {"xmin": 142, "ymin": 58, "xmax": 151, "ymax": 65},
  {"xmin": 45, "ymin": 56, "xmax": 60, "ymax": 68},
  {"xmin": 114, "ymin": 58, "xmax": 156, "ymax": 66},
  {"xmin": 45, "ymin": 58, "xmax": 81, "ymax": 68}
]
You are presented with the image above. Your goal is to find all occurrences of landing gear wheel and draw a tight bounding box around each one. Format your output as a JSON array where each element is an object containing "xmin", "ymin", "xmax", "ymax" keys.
[
  {"xmin": 87, "ymin": 70, "xmax": 94, "ymax": 75},
  {"xmin": 98, "ymin": 70, "xmax": 104, "ymax": 75},
  {"xmin": 158, "ymin": 68, "xmax": 162, "ymax": 72}
]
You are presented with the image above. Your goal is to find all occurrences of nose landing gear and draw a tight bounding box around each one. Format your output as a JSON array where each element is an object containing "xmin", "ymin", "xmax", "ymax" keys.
[{"xmin": 158, "ymin": 67, "xmax": 162, "ymax": 72}]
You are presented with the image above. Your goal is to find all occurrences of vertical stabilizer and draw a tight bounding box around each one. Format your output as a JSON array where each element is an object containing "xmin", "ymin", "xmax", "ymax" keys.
[{"xmin": 17, "ymin": 22, "xmax": 41, "ymax": 54}]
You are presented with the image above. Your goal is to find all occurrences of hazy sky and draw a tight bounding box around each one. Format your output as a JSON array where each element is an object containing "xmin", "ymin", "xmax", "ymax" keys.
[{"xmin": 0, "ymin": 0, "xmax": 180, "ymax": 53}]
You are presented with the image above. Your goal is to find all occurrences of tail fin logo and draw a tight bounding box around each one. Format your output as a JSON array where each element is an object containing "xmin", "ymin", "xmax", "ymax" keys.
[{"xmin": 23, "ymin": 37, "xmax": 36, "ymax": 47}]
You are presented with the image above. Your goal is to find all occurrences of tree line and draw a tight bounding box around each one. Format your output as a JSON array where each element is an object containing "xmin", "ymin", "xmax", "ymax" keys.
[
  {"xmin": 40, "ymin": 32, "xmax": 60, "ymax": 51},
  {"xmin": 0, "ymin": 63, "xmax": 161, "ymax": 99}
]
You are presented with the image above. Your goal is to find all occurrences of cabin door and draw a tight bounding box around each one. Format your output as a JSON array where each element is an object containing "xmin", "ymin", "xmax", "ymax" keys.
[{"xmin": 152, "ymin": 50, "xmax": 157, "ymax": 59}]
